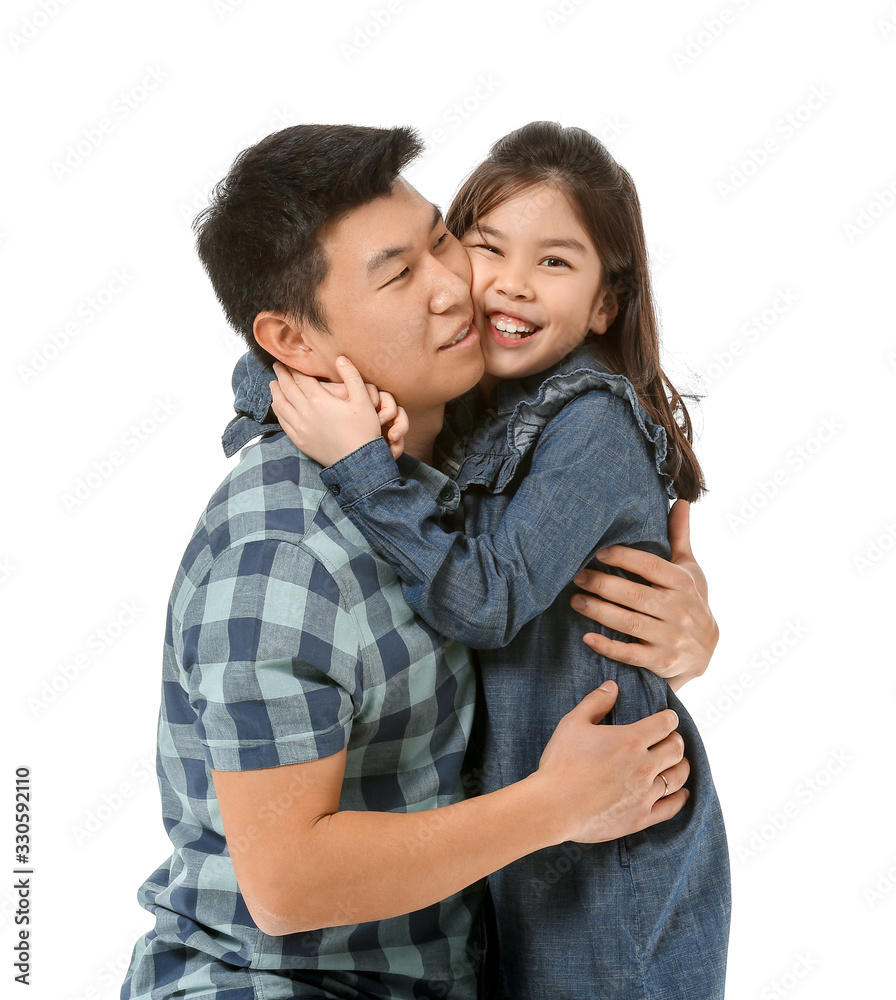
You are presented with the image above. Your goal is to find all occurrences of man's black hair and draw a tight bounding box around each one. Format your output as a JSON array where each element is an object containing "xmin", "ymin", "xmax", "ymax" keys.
[{"xmin": 193, "ymin": 124, "xmax": 423, "ymax": 366}]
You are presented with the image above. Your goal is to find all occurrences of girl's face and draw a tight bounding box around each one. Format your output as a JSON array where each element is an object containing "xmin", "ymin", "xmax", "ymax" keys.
[{"xmin": 461, "ymin": 182, "xmax": 617, "ymax": 388}]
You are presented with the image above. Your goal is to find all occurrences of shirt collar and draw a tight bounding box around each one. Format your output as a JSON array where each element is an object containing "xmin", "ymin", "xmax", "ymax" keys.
[
  {"xmin": 487, "ymin": 333, "xmax": 610, "ymax": 415},
  {"xmin": 222, "ymin": 351, "xmax": 281, "ymax": 458}
]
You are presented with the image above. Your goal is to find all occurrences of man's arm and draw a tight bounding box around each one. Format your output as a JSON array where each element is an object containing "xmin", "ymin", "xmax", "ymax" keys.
[
  {"xmin": 186, "ymin": 536, "xmax": 688, "ymax": 937},
  {"xmin": 212, "ymin": 681, "xmax": 688, "ymax": 937},
  {"xmin": 570, "ymin": 499, "xmax": 719, "ymax": 691}
]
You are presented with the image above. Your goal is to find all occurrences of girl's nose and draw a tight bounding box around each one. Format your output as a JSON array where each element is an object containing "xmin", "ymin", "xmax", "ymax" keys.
[{"xmin": 495, "ymin": 265, "xmax": 533, "ymax": 299}]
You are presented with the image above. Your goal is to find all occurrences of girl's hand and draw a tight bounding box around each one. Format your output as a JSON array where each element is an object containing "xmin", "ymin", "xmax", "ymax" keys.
[
  {"xmin": 313, "ymin": 376, "xmax": 408, "ymax": 460},
  {"xmin": 375, "ymin": 390, "xmax": 409, "ymax": 461},
  {"xmin": 269, "ymin": 357, "xmax": 398, "ymax": 467}
]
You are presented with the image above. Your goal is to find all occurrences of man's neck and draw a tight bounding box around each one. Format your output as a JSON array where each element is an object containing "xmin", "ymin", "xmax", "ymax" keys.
[{"xmin": 401, "ymin": 404, "xmax": 446, "ymax": 467}]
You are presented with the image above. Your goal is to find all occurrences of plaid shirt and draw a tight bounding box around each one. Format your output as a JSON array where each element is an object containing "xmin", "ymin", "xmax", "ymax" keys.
[{"xmin": 122, "ymin": 358, "xmax": 485, "ymax": 1000}]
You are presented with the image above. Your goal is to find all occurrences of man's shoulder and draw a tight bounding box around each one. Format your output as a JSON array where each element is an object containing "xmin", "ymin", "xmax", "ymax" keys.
[
  {"xmin": 208, "ymin": 431, "xmax": 323, "ymax": 538},
  {"xmin": 179, "ymin": 431, "xmax": 372, "ymax": 590}
]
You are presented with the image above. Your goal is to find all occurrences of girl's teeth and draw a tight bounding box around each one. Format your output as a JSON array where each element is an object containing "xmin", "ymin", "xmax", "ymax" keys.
[{"xmin": 494, "ymin": 317, "xmax": 535, "ymax": 336}]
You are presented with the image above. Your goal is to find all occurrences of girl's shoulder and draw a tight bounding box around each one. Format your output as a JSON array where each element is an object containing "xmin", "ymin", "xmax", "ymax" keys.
[
  {"xmin": 512, "ymin": 366, "xmax": 671, "ymax": 474},
  {"xmin": 454, "ymin": 344, "xmax": 676, "ymax": 498}
]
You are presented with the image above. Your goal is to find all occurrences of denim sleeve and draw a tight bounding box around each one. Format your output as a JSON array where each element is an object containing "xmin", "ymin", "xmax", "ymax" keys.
[{"xmin": 320, "ymin": 391, "xmax": 664, "ymax": 649}]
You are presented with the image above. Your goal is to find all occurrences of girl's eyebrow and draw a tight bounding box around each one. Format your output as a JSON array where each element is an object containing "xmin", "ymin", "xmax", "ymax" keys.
[
  {"xmin": 475, "ymin": 224, "xmax": 504, "ymax": 239},
  {"xmin": 472, "ymin": 224, "xmax": 586, "ymax": 255},
  {"xmin": 536, "ymin": 237, "xmax": 587, "ymax": 254}
]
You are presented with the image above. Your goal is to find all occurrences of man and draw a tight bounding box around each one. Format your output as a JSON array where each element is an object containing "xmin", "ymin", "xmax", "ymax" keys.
[{"xmin": 121, "ymin": 124, "xmax": 718, "ymax": 1000}]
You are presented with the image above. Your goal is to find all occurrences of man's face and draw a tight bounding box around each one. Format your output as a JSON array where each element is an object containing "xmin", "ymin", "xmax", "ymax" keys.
[{"xmin": 302, "ymin": 179, "xmax": 484, "ymax": 415}]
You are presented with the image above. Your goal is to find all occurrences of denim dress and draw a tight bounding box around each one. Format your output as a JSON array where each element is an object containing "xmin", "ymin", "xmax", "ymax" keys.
[{"xmin": 320, "ymin": 339, "xmax": 731, "ymax": 999}]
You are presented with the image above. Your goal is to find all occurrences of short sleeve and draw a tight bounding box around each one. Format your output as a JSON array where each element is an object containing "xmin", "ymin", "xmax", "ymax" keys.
[{"xmin": 180, "ymin": 538, "xmax": 359, "ymax": 771}]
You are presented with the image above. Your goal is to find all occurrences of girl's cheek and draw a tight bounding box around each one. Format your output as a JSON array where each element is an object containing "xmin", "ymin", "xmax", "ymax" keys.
[
  {"xmin": 467, "ymin": 254, "xmax": 490, "ymax": 300},
  {"xmin": 465, "ymin": 247, "xmax": 482, "ymax": 277}
]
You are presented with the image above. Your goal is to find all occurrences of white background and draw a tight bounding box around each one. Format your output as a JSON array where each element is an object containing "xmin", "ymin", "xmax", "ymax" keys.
[{"xmin": 4, "ymin": 1, "xmax": 896, "ymax": 997}]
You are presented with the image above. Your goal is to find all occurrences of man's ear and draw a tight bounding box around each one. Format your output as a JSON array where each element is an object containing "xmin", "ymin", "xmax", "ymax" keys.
[
  {"xmin": 588, "ymin": 287, "xmax": 619, "ymax": 336},
  {"xmin": 253, "ymin": 311, "xmax": 333, "ymax": 377}
]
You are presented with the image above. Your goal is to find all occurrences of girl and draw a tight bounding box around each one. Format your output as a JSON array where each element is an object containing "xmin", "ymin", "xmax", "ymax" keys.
[{"xmin": 270, "ymin": 122, "xmax": 730, "ymax": 1000}]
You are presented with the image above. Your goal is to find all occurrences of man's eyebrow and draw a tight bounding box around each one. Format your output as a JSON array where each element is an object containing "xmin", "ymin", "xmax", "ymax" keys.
[{"xmin": 365, "ymin": 203, "xmax": 445, "ymax": 278}]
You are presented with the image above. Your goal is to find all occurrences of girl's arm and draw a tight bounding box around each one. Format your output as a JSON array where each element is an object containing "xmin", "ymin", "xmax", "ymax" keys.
[
  {"xmin": 269, "ymin": 359, "xmax": 715, "ymax": 679},
  {"xmin": 287, "ymin": 373, "xmax": 664, "ymax": 650},
  {"xmin": 326, "ymin": 393, "xmax": 656, "ymax": 648}
]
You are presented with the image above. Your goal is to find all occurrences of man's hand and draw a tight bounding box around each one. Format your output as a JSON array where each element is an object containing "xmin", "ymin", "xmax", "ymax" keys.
[
  {"xmin": 532, "ymin": 680, "xmax": 689, "ymax": 844},
  {"xmin": 270, "ymin": 357, "xmax": 408, "ymax": 464},
  {"xmin": 569, "ymin": 500, "xmax": 718, "ymax": 691}
]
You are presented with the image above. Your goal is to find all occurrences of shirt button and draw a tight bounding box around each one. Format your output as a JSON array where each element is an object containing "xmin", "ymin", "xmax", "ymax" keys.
[
  {"xmin": 329, "ymin": 483, "xmax": 341, "ymax": 496},
  {"xmin": 438, "ymin": 487, "xmax": 454, "ymax": 504}
]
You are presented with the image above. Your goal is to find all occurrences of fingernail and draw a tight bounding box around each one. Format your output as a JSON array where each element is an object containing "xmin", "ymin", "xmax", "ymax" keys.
[
  {"xmin": 571, "ymin": 594, "xmax": 586, "ymax": 609},
  {"xmin": 595, "ymin": 548, "xmax": 610, "ymax": 558},
  {"xmin": 336, "ymin": 356, "xmax": 349, "ymax": 366},
  {"xmin": 598, "ymin": 680, "xmax": 615, "ymax": 692},
  {"xmin": 573, "ymin": 571, "xmax": 587, "ymax": 585}
]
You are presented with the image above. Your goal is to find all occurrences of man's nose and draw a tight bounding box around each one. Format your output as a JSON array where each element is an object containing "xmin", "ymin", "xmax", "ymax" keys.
[{"xmin": 430, "ymin": 256, "xmax": 473, "ymax": 314}]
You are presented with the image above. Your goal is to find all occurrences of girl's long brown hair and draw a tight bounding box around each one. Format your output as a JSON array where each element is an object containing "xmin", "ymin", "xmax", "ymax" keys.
[{"xmin": 445, "ymin": 121, "xmax": 705, "ymax": 501}]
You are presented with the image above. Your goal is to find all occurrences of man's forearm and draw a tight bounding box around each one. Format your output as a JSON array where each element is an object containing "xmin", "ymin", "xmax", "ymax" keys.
[
  {"xmin": 246, "ymin": 773, "xmax": 558, "ymax": 936},
  {"xmin": 216, "ymin": 685, "xmax": 688, "ymax": 939}
]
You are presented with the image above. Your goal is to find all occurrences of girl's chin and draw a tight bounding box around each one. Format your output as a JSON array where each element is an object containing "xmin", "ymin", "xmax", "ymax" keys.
[{"xmin": 482, "ymin": 346, "xmax": 533, "ymax": 375}]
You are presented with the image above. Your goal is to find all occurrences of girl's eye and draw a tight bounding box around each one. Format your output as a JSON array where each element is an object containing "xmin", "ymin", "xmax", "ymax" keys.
[
  {"xmin": 542, "ymin": 256, "xmax": 570, "ymax": 268},
  {"xmin": 472, "ymin": 243, "xmax": 502, "ymax": 256}
]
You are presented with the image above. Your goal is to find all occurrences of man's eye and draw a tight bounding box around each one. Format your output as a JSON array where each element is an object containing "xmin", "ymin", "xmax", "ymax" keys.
[
  {"xmin": 386, "ymin": 267, "xmax": 409, "ymax": 285},
  {"xmin": 434, "ymin": 232, "xmax": 450, "ymax": 250}
]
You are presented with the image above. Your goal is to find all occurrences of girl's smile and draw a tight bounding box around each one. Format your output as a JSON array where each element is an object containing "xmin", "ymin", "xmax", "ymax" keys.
[{"xmin": 487, "ymin": 310, "xmax": 542, "ymax": 347}]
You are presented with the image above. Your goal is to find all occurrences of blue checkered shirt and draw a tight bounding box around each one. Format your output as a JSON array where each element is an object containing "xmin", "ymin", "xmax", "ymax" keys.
[{"xmin": 122, "ymin": 355, "xmax": 484, "ymax": 1000}]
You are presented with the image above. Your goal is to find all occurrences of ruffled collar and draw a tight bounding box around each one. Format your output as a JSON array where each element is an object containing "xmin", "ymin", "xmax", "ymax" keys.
[{"xmin": 442, "ymin": 338, "xmax": 675, "ymax": 498}]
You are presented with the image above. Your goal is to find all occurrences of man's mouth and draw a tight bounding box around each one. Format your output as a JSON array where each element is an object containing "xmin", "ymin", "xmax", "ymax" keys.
[{"xmin": 438, "ymin": 321, "xmax": 479, "ymax": 351}]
